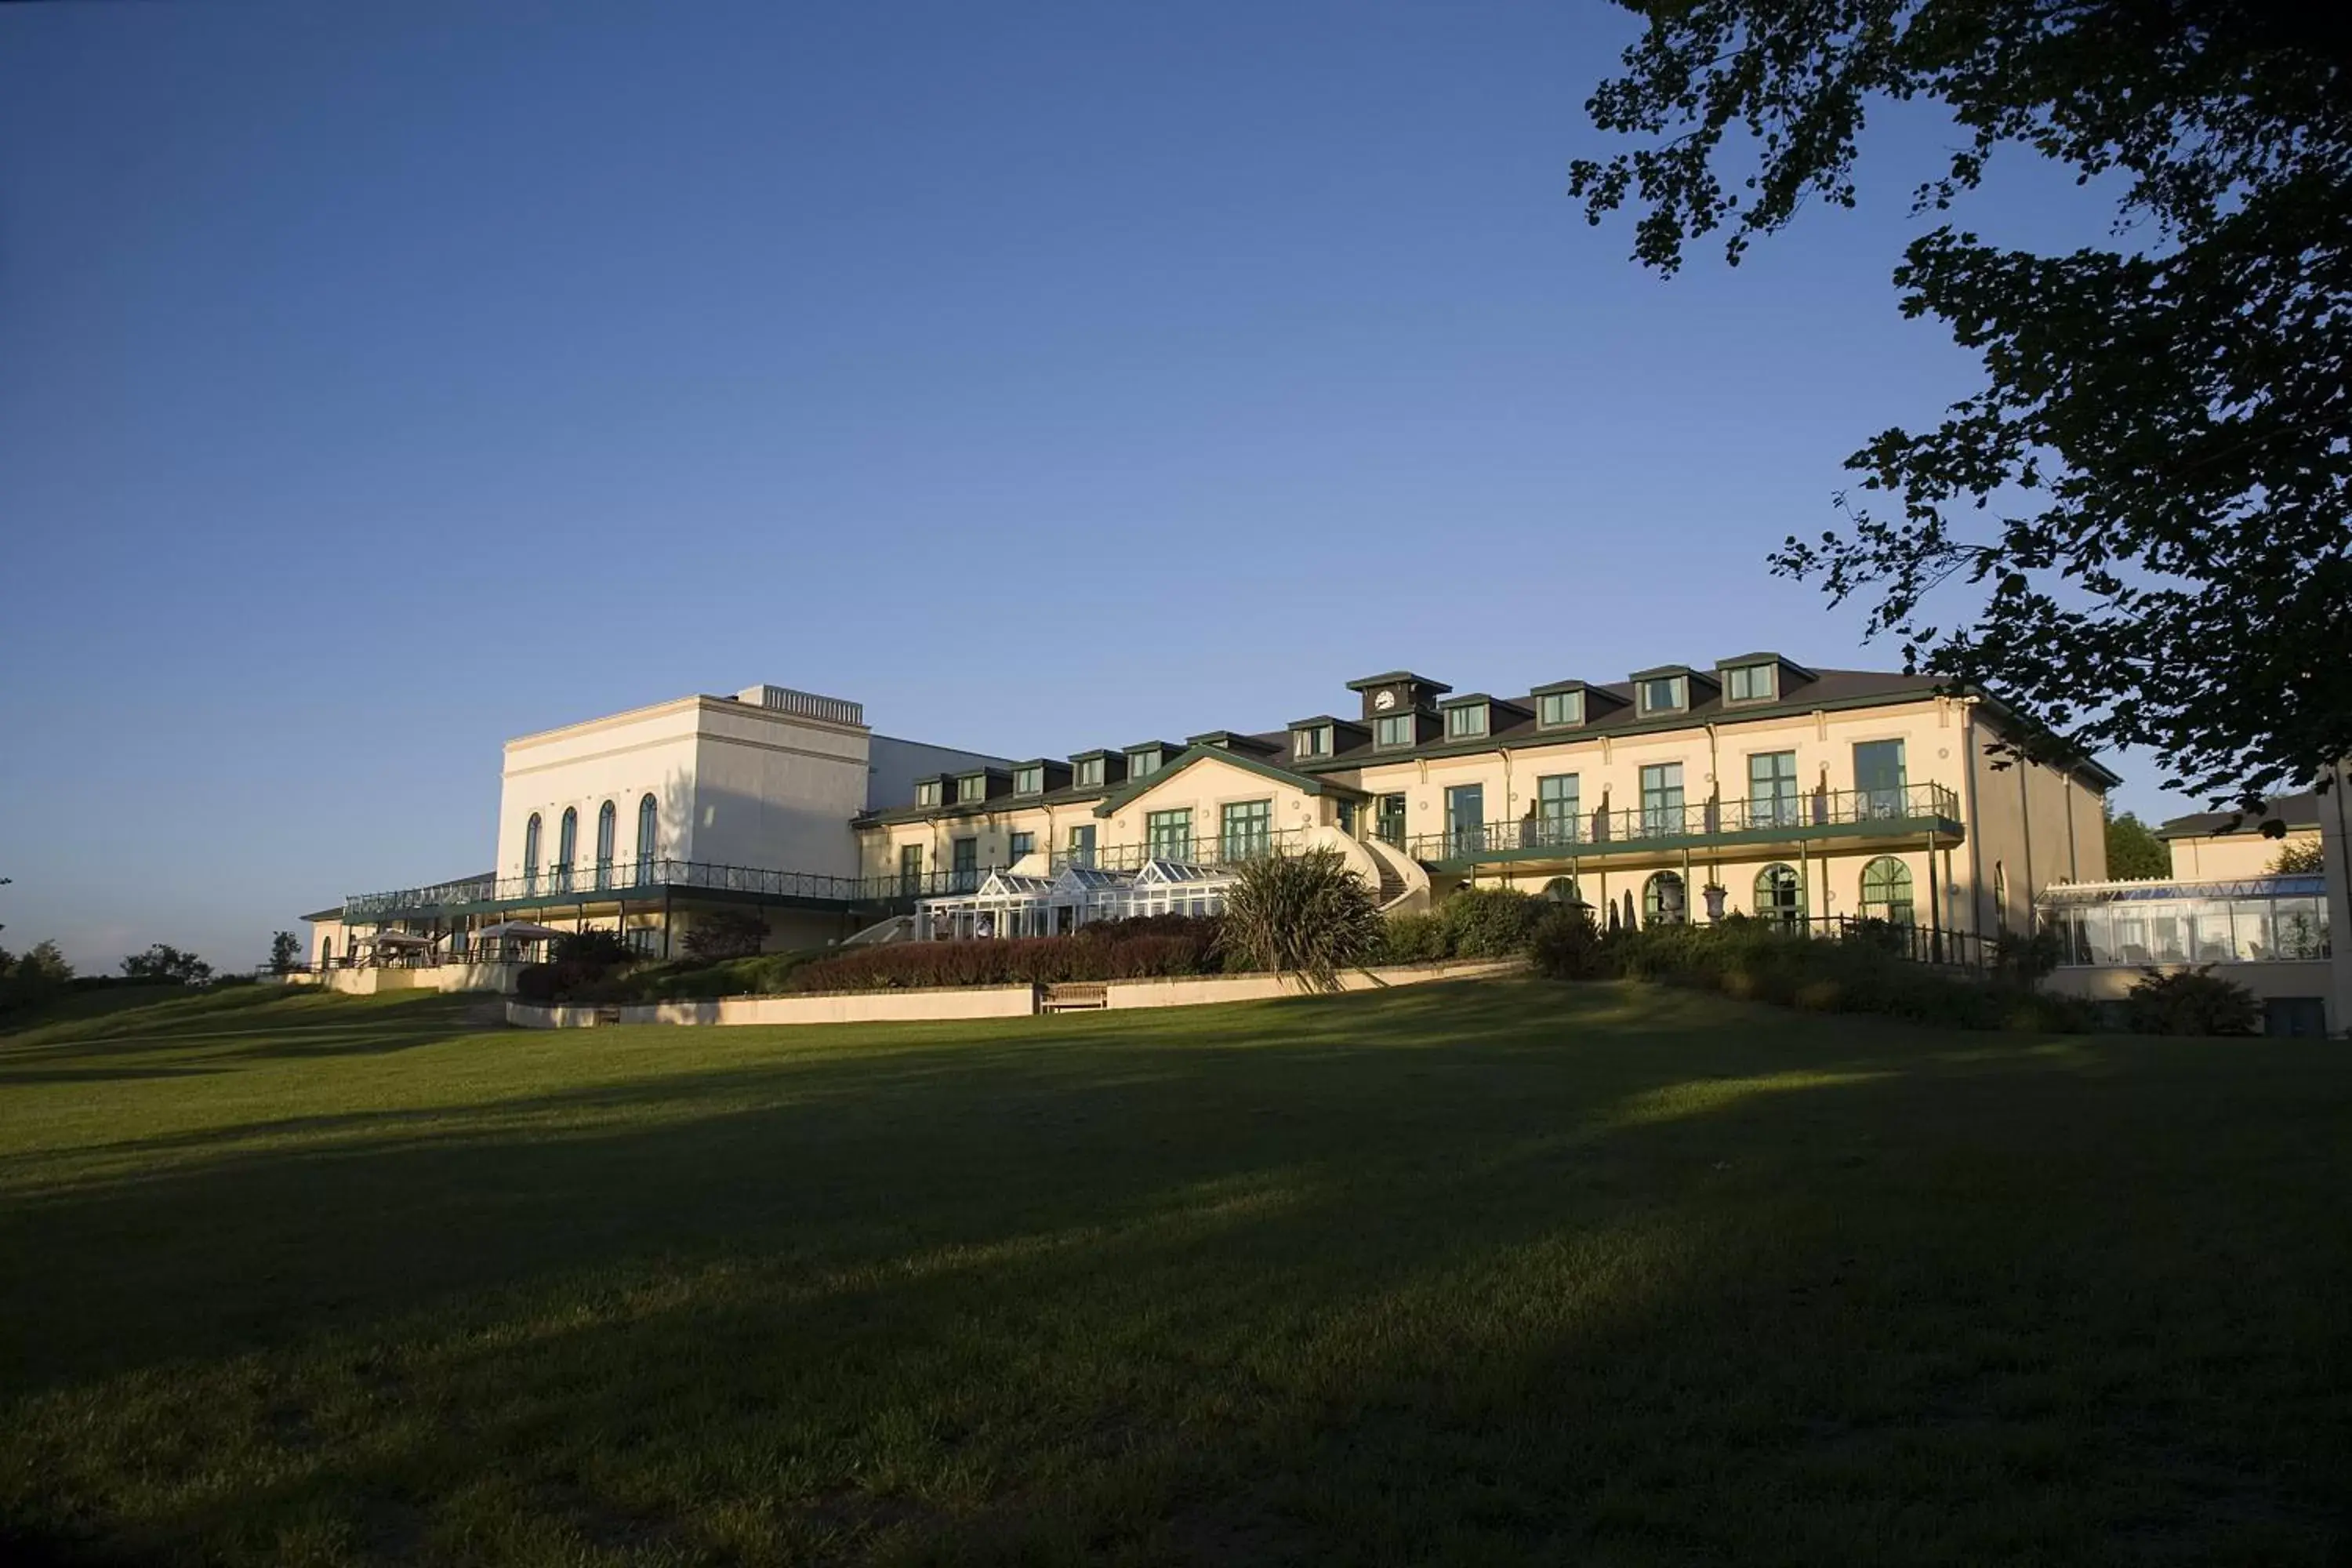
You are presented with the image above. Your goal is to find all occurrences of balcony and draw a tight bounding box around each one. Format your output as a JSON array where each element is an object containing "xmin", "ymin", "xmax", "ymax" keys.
[
  {"xmin": 1048, "ymin": 827, "xmax": 1302, "ymax": 875},
  {"xmin": 343, "ymin": 858, "xmax": 1019, "ymax": 921},
  {"xmin": 1405, "ymin": 783, "xmax": 1964, "ymax": 867}
]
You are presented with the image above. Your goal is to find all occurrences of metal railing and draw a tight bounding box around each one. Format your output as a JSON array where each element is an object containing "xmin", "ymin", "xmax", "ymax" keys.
[
  {"xmin": 1048, "ymin": 827, "xmax": 1302, "ymax": 874},
  {"xmin": 344, "ymin": 857, "xmax": 1030, "ymax": 918},
  {"xmin": 1407, "ymin": 783, "xmax": 1961, "ymax": 862}
]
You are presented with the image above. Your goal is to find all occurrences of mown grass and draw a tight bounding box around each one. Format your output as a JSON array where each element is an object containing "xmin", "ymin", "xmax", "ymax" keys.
[{"xmin": 1, "ymin": 980, "xmax": 2345, "ymax": 1565}]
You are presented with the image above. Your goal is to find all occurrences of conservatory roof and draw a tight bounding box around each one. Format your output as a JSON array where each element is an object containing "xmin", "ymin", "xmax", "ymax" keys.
[{"xmin": 2037, "ymin": 873, "xmax": 2325, "ymax": 906}]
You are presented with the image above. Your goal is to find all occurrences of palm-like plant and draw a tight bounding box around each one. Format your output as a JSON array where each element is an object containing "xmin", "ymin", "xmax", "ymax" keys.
[{"xmin": 1218, "ymin": 848, "xmax": 1381, "ymax": 993}]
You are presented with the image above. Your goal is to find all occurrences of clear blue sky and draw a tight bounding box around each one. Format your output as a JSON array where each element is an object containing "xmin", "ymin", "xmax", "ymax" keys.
[{"xmin": 0, "ymin": 0, "xmax": 2191, "ymax": 970}]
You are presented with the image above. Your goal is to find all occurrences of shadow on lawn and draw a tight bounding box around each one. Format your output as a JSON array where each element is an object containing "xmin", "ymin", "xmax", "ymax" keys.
[{"xmin": 3, "ymin": 982, "xmax": 2347, "ymax": 1565}]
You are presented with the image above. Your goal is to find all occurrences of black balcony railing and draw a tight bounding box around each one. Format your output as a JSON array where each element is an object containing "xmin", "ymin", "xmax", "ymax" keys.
[
  {"xmin": 343, "ymin": 857, "xmax": 1028, "ymax": 920},
  {"xmin": 1407, "ymin": 782, "xmax": 1962, "ymax": 863},
  {"xmin": 1048, "ymin": 827, "xmax": 1302, "ymax": 874}
]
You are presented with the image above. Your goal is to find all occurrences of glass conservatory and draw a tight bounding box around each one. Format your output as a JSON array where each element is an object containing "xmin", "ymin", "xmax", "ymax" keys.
[
  {"xmin": 2038, "ymin": 873, "xmax": 2330, "ymax": 967},
  {"xmin": 915, "ymin": 860, "xmax": 1236, "ymax": 940}
]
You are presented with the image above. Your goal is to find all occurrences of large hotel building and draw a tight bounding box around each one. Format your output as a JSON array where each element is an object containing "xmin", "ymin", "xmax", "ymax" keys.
[{"xmin": 309, "ymin": 654, "xmax": 2122, "ymax": 964}]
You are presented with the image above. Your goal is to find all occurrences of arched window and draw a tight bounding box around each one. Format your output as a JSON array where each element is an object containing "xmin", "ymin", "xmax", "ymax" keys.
[
  {"xmin": 1541, "ymin": 876, "xmax": 1581, "ymax": 905},
  {"xmin": 523, "ymin": 813, "xmax": 543, "ymax": 893},
  {"xmin": 1755, "ymin": 863, "xmax": 1803, "ymax": 930},
  {"xmin": 557, "ymin": 808, "xmax": 578, "ymax": 892},
  {"xmin": 1860, "ymin": 856, "xmax": 1915, "ymax": 925},
  {"xmin": 595, "ymin": 800, "xmax": 617, "ymax": 891},
  {"xmin": 320, "ymin": 935, "xmax": 334, "ymax": 967},
  {"xmin": 637, "ymin": 793, "xmax": 659, "ymax": 882},
  {"xmin": 1642, "ymin": 871, "xmax": 1686, "ymax": 926}
]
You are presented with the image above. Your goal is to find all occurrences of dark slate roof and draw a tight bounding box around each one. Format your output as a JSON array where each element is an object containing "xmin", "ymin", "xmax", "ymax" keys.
[
  {"xmin": 2156, "ymin": 792, "xmax": 2322, "ymax": 840},
  {"xmin": 858, "ymin": 664, "xmax": 2122, "ymax": 820}
]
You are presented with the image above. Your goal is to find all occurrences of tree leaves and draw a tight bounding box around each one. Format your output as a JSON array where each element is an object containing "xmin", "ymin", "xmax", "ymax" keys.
[{"xmin": 1573, "ymin": 0, "xmax": 2352, "ymax": 809}]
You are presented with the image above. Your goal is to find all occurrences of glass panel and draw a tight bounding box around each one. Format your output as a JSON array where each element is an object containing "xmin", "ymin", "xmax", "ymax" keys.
[
  {"xmin": 1009, "ymin": 832, "xmax": 1035, "ymax": 862},
  {"xmin": 1854, "ymin": 741, "xmax": 1907, "ymax": 818},
  {"xmin": 1221, "ymin": 800, "xmax": 1272, "ymax": 862},
  {"xmin": 1534, "ymin": 774, "xmax": 1580, "ymax": 846},
  {"xmin": 1147, "ymin": 809, "xmax": 1192, "ymax": 862},
  {"xmin": 1539, "ymin": 691, "xmax": 1582, "ymax": 727},
  {"xmin": 1858, "ymin": 857, "xmax": 1915, "ymax": 924},
  {"xmin": 1444, "ymin": 785, "xmax": 1484, "ymax": 856},
  {"xmin": 1375, "ymin": 714, "xmax": 1414, "ymax": 748},
  {"xmin": 1130, "ymin": 751, "xmax": 1160, "ymax": 778},
  {"xmin": 2186, "ymin": 902, "xmax": 2236, "ymax": 963},
  {"xmin": 1640, "ymin": 677, "xmax": 1685, "ymax": 713},
  {"xmin": 1375, "ymin": 793, "xmax": 1407, "ymax": 847},
  {"xmin": 1727, "ymin": 663, "xmax": 1775, "ymax": 702},
  {"xmin": 2148, "ymin": 913, "xmax": 2187, "ymax": 964},
  {"xmin": 1748, "ymin": 751, "xmax": 1799, "ymax": 827},
  {"xmin": 1639, "ymin": 764, "xmax": 1685, "ymax": 836},
  {"xmin": 1075, "ymin": 760, "xmax": 1102, "ymax": 788},
  {"xmin": 1755, "ymin": 864, "xmax": 1802, "ymax": 928},
  {"xmin": 2275, "ymin": 898, "xmax": 2328, "ymax": 960},
  {"xmin": 2230, "ymin": 899, "xmax": 2273, "ymax": 961},
  {"xmin": 1643, "ymin": 872, "xmax": 1686, "ymax": 924},
  {"xmin": 1066, "ymin": 825, "xmax": 1096, "ymax": 867},
  {"xmin": 1446, "ymin": 705, "xmax": 1487, "ymax": 739}
]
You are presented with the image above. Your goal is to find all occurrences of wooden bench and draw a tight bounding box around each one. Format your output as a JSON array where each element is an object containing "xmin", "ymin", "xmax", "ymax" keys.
[{"xmin": 1038, "ymin": 982, "xmax": 1109, "ymax": 1013}]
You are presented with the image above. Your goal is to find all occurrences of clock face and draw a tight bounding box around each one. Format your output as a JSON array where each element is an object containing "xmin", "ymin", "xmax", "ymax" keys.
[{"xmin": 1373, "ymin": 689, "xmax": 1398, "ymax": 711}]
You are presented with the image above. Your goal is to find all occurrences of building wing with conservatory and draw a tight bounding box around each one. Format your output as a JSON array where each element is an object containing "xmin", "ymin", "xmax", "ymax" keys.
[{"xmin": 307, "ymin": 654, "xmax": 2123, "ymax": 972}]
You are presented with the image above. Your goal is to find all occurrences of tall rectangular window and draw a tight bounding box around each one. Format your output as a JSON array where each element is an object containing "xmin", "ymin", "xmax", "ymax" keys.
[
  {"xmin": 1538, "ymin": 691, "xmax": 1583, "ymax": 728},
  {"xmin": 952, "ymin": 837, "xmax": 978, "ymax": 886},
  {"xmin": 1065, "ymin": 824, "xmax": 1096, "ymax": 867},
  {"xmin": 898, "ymin": 843, "xmax": 924, "ymax": 893},
  {"xmin": 1146, "ymin": 808, "xmax": 1193, "ymax": 862},
  {"xmin": 1008, "ymin": 831, "xmax": 1035, "ymax": 862},
  {"xmin": 1639, "ymin": 763, "xmax": 1686, "ymax": 836},
  {"xmin": 1726, "ymin": 663, "xmax": 1777, "ymax": 702},
  {"xmin": 1374, "ymin": 713, "xmax": 1414, "ymax": 750},
  {"xmin": 1221, "ymin": 799, "xmax": 1272, "ymax": 862},
  {"xmin": 1444, "ymin": 783, "xmax": 1485, "ymax": 856},
  {"xmin": 1014, "ymin": 766, "xmax": 1043, "ymax": 795},
  {"xmin": 1639, "ymin": 676, "xmax": 1687, "ymax": 715},
  {"xmin": 1535, "ymin": 774, "xmax": 1580, "ymax": 845},
  {"xmin": 1294, "ymin": 724, "xmax": 1331, "ymax": 758},
  {"xmin": 1748, "ymin": 750, "xmax": 1799, "ymax": 827},
  {"xmin": 1853, "ymin": 740, "xmax": 1907, "ymax": 818},
  {"xmin": 1446, "ymin": 704, "xmax": 1489, "ymax": 739},
  {"xmin": 1074, "ymin": 757, "xmax": 1104, "ymax": 789}
]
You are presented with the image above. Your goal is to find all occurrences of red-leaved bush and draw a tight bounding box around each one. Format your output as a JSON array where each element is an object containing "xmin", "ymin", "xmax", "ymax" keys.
[{"xmin": 789, "ymin": 916, "xmax": 1225, "ymax": 993}]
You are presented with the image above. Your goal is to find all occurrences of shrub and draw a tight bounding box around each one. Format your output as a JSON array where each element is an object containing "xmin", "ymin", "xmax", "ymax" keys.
[
  {"xmin": 1528, "ymin": 905, "xmax": 1606, "ymax": 979},
  {"xmin": 514, "ymin": 964, "xmax": 558, "ymax": 1004},
  {"xmin": 552, "ymin": 930, "xmax": 636, "ymax": 969},
  {"xmin": 1217, "ymin": 849, "xmax": 1382, "ymax": 992},
  {"xmin": 1559, "ymin": 919, "xmax": 2100, "ymax": 1034},
  {"xmin": 1376, "ymin": 912, "xmax": 1450, "ymax": 964},
  {"xmin": 2125, "ymin": 966, "xmax": 2262, "ymax": 1036},
  {"xmin": 1439, "ymin": 887, "xmax": 1542, "ymax": 958},
  {"xmin": 681, "ymin": 909, "xmax": 767, "ymax": 963},
  {"xmin": 1993, "ymin": 925, "xmax": 2064, "ymax": 983},
  {"xmin": 2271, "ymin": 839, "xmax": 2325, "ymax": 874},
  {"xmin": 787, "ymin": 927, "xmax": 1222, "ymax": 993}
]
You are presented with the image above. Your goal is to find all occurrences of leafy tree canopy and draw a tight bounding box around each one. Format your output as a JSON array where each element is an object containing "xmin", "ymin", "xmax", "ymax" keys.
[
  {"xmin": 1570, "ymin": 0, "xmax": 2352, "ymax": 810},
  {"xmin": 2104, "ymin": 808, "xmax": 2172, "ymax": 880},
  {"xmin": 121, "ymin": 943, "xmax": 212, "ymax": 985}
]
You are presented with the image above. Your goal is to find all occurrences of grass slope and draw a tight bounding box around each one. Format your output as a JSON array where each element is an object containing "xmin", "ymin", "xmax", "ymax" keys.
[{"xmin": 1, "ymin": 981, "xmax": 2345, "ymax": 1566}]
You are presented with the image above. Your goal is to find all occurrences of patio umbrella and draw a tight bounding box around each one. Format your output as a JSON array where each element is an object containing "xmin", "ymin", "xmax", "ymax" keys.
[
  {"xmin": 472, "ymin": 921, "xmax": 569, "ymax": 942},
  {"xmin": 368, "ymin": 931, "xmax": 436, "ymax": 949}
]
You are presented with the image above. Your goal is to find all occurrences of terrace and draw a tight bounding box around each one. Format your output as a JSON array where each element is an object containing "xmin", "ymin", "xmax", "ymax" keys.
[{"xmin": 1404, "ymin": 783, "xmax": 1965, "ymax": 868}]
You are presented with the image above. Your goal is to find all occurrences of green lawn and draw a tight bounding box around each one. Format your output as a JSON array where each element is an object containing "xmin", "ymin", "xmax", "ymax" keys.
[{"xmin": 2, "ymin": 981, "xmax": 2345, "ymax": 1566}]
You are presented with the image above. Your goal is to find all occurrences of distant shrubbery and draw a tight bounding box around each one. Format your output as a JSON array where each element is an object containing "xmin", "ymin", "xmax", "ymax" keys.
[
  {"xmin": 0, "ymin": 940, "xmax": 74, "ymax": 1018},
  {"xmin": 1373, "ymin": 887, "xmax": 1548, "ymax": 964},
  {"xmin": 1530, "ymin": 913, "xmax": 2099, "ymax": 1033}
]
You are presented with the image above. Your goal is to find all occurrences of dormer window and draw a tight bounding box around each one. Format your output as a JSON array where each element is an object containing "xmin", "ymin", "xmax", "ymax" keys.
[
  {"xmin": 956, "ymin": 774, "xmax": 985, "ymax": 804},
  {"xmin": 915, "ymin": 779, "xmax": 942, "ymax": 808},
  {"xmin": 1294, "ymin": 724, "xmax": 1332, "ymax": 759},
  {"xmin": 1639, "ymin": 676, "xmax": 1688, "ymax": 716},
  {"xmin": 1127, "ymin": 748, "xmax": 1162, "ymax": 779},
  {"xmin": 1725, "ymin": 662, "xmax": 1777, "ymax": 703},
  {"xmin": 1444, "ymin": 702, "xmax": 1489, "ymax": 739},
  {"xmin": 1538, "ymin": 690, "xmax": 1584, "ymax": 728},
  {"xmin": 1374, "ymin": 713, "xmax": 1414, "ymax": 750},
  {"xmin": 1014, "ymin": 765, "xmax": 1043, "ymax": 795},
  {"xmin": 1074, "ymin": 757, "xmax": 1105, "ymax": 789}
]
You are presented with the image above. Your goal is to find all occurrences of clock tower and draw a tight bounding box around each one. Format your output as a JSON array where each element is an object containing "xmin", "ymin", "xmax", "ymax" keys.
[{"xmin": 1342, "ymin": 670, "xmax": 1451, "ymax": 724}]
